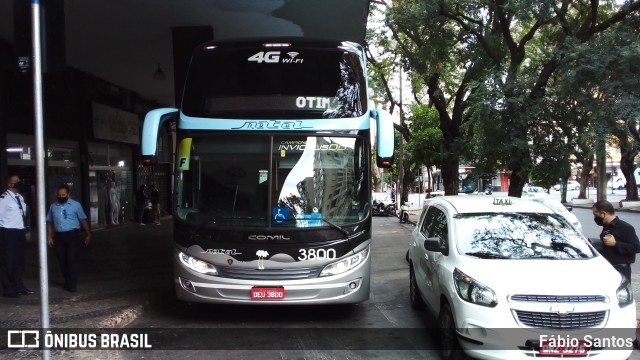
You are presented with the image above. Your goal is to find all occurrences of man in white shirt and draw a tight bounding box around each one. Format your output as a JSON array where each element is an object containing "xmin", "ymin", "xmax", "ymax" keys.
[{"xmin": 0, "ymin": 175, "xmax": 34, "ymax": 298}]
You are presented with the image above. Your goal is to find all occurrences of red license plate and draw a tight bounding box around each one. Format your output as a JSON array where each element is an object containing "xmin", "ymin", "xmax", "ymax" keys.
[
  {"xmin": 251, "ymin": 287, "xmax": 285, "ymax": 300},
  {"xmin": 539, "ymin": 340, "xmax": 589, "ymax": 356}
]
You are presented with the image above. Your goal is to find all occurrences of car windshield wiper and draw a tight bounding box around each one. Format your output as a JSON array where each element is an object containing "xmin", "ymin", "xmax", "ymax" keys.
[
  {"xmin": 465, "ymin": 251, "xmax": 510, "ymax": 259},
  {"xmin": 550, "ymin": 240, "xmax": 590, "ymax": 259}
]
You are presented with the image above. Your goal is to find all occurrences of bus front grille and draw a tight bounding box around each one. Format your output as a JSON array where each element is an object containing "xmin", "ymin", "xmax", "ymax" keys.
[{"xmin": 217, "ymin": 266, "xmax": 323, "ymax": 280}]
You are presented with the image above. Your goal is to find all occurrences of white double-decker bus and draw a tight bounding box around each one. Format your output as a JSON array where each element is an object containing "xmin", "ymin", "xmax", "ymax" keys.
[{"xmin": 141, "ymin": 38, "xmax": 394, "ymax": 304}]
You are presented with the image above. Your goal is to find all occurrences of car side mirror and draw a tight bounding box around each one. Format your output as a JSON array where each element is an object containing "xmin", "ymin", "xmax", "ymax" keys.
[
  {"xmin": 588, "ymin": 237, "xmax": 602, "ymax": 252},
  {"xmin": 424, "ymin": 236, "xmax": 449, "ymax": 256}
]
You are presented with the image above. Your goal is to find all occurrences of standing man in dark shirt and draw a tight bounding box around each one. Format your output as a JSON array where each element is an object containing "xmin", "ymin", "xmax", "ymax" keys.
[
  {"xmin": 592, "ymin": 200, "xmax": 640, "ymax": 279},
  {"xmin": 0, "ymin": 175, "xmax": 34, "ymax": 298}
]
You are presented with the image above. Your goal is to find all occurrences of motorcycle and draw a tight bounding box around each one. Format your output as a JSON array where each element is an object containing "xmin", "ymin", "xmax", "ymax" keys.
[
  {"xmin": 484, "ymin": 186, "xmax": 493, "ymax": 195},
  {"xmin": 373, "ymin": 199, "xmax": 396, "ymax": 216},
  {"xmin": 399, "ymin": 203, "xmax": 409, "ymax": 223}
]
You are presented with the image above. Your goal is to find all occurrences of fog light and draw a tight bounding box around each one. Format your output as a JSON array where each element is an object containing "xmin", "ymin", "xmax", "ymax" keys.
[
  {"xmin": 180, "ymin": 277, "xmax": 196, "ymax": 293},
  {"xmin": 343, "ymin": 279, "xmax": 361, "ymax": 294}
]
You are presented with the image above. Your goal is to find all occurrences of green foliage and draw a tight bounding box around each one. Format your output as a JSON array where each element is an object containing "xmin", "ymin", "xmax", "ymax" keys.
[{"xmin": 404, "ymin": 104, "xmax": 443, "ymax": 169}]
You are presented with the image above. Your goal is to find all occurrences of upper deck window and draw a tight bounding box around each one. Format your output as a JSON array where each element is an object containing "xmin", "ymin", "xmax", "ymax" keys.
[{"xmin": 181, "ymin": 45, "xmax": 367, "ymax": 119}]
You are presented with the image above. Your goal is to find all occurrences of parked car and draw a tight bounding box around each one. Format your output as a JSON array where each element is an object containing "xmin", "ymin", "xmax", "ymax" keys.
[
  {"xmin": 522, "ymin": 185, "xmax": 549, "ymax": 198},
  {"xmin": 554, "ymin": 180, "xmax": 581, "ymax": 191},
  {"xmin": 608, "ymin": 177, "xmax": 626, "ymax": 190},
  {"xmin": 408, "ymin": 196, "xmax": 635, "ymax": 360}
]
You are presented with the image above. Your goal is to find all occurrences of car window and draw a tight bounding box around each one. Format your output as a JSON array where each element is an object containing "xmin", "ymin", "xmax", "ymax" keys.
[
  {"xmin": 420, "ymin": 207, "xmax": 436, "ymax": 236},
  {"xmin": 420, "ymin": 206, "xmax": 449, "ymax": 250},
  {"xmin": 454, "ymin": 212, "xmax": 594, "ymax": 259}
]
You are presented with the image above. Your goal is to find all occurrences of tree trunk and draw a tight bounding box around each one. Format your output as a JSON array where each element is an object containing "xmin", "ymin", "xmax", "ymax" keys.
[
  {"xmin": 442, "ymin": 152, "xmax": 460, "ymax": 195},
  {"xmin": 620, "ymin": 151, "xmax": 639, "ymax": 201},
  {"xmin": 506, "ymin": 120, "xmax": 531, "ymax": 197},
  {"xmin": 577, "ymin": 154, "xmax": 594, "ymax": 199}
]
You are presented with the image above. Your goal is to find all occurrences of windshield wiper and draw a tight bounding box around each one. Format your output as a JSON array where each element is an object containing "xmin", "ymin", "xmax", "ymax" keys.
[
  {"xmin": 550, "ymin": 240, "xmax": 590, "ymax": 258},
  {"xmin": 321, "ymin": 217, "xmax": 349, "ymax": 236},
  {"xmin": 465, "ymin": 251, "xmax": 510, "ymax": 259},
  {"xmin": 190, "ymin": 215, "xmax": 266, "ymax": 237}
]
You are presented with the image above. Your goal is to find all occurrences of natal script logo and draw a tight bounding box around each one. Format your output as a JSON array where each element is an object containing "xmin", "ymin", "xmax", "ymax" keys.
[
  {"xmin": 256, "ymin": 250, "xmax": 269, "ymax": 270},
  {"xmin": 232, "ymin": 120, "xmax": 312, "ymax": 130},
  {"xmin": 201, "ymin": 249, "xmax": 242, "ymax": 255}
]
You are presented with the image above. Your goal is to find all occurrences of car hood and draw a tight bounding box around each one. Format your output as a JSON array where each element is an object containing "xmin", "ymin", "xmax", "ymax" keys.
[{"xmin": 456, "ymin": 257, "xmax": 623, "ymax": 296}]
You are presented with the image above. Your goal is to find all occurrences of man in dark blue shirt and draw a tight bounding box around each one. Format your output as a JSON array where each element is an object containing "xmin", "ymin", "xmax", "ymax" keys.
[
  {"xmin": 46, "ymin": 184, "xmax": 91, "ymax": 292},
  {"xmin": 592, "ymin": 200, "xmax": 640, "ymax": 280}
]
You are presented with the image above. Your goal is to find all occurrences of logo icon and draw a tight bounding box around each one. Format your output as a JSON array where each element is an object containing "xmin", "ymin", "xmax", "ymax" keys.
[
  {"xmin": 7, "ymin": 330, "xmax": 40, "ymax": 348},
  {"xmin": 256, "ymin": 250, "xmax": 269, "ymax": 270},
  {"xmin": 227, "ymin": 259, "xmax": 233, "ymax": 266},
  {"xmin": 287, "ymin": 52, "xmax": 299, "ymax": 59},
  {"xmin": 549, "ymin": 304, "xmax": 575, "ymax": 315}
]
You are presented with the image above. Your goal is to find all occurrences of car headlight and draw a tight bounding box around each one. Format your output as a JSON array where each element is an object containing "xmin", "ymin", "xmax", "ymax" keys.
[
  {"xmin": 179, "ymin": 252, "xmax": 218, "ymax": 276},
  {"xmin": 617, "ymin": 276, "xmax": 634, "ymax": 307},
  {"xmin": 453, "ymin": 268, "xmax": 497, "ymax": 307},
  {"xmin": 320, "ymin": 246, "xmax": 369, "ymax": 277}
]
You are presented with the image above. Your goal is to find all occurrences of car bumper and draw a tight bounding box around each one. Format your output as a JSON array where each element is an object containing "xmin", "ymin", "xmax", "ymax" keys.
[
  {"xmin": 173, "ymin": 257, "xmax": 371, "ymax": 305},
  {"xmin": 451, "ymin": 298, "xmax": 636, "ymax": 360}
]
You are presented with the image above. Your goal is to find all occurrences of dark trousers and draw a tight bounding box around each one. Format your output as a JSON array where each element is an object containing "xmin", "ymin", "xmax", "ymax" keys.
[
  {"xmin": 0, "ymin": 228, "xmax": 27, "ymax": 295},
  {"xmin": 54, "ymin": 229, "xmax": 82, "ymax": 289},
  {"xmin": 136, "ymin": 204, "xmax": 145, "ymax": 223}
]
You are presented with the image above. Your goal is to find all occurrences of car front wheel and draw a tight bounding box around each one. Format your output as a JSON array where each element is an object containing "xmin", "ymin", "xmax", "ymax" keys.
[
  {"xmin": 439, "ymin": 303, "xmax": 467, "ymax": 360},
  {"xmin": 409, "ymin": 264, "xmax": 425, "ymax": 310}
]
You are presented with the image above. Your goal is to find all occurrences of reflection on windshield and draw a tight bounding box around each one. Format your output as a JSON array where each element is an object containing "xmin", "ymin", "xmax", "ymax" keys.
[
  {"xmin": 175, "ymin": 135, "xmax": 368, "ymax": 228},
  {"xmin": 455, "ymin": 213, "xmax": 593, "ymax": 259}
]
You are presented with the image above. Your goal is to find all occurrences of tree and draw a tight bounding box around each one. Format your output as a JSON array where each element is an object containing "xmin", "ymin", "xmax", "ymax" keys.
[
  {"xmin": 405, "ymin": 104, "xmax": 445, "ymax": 196},
  {"xmin": 385, "ymin": 0, "xmax": 640, "ymax": 197}
]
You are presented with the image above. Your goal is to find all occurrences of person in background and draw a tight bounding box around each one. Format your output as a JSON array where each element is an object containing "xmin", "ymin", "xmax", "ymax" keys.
[
  {"xmin": 47, "ymin": 184, "xmax": 92, "ymax": 292},
  {"xmin": 149, "ymin": 183, "xmax": 161, "ymax": 225},
  {"xmin": 135, "ymin": 184, "xmax": 147, "ymax": 225},
  {"xmin": 592, "ymin": 200, "xmax": 640, "ymax": 280},
  {"xmin": 0, "ymin": 175, "xmax": 34, "ymax": 298}
]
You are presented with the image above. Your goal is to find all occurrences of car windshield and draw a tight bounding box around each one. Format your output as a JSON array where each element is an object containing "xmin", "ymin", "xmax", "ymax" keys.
[{"xmin": 454, "ymin": 212, "xmax": 594, "ymax": 259}]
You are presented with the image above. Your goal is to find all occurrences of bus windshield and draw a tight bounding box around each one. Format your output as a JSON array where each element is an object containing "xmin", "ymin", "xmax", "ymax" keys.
[
  {"xmin": 175, "ymin": 135, "xmax": 369, "ymax": 228},
  {"xmin": 181, "ymin": 45, "xmax": 367, "ymax": 119}
]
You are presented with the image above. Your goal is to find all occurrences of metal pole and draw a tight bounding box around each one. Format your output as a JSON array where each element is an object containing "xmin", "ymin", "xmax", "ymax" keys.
[
  {"xmin": 610, "ymin": 157, "xmax": 614, "ymax": 195},
  {"xmin": 31, "ymin": 1, "xmax": 51, "ymax": 359}
]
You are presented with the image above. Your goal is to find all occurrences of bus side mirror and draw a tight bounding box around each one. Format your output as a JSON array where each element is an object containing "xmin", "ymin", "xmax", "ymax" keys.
[
  {"xmin": 141, "ymin": 108, "xmax": 179, "ymax": 164},
  {"xmin": 371, "ymin": 109, "xmax": 394, "ymax": 168}
]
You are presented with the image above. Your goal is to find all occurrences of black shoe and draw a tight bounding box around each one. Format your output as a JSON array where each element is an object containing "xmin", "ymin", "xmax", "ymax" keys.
[
  {"xmin": 3, "ymin": 292, "xmax": 20, "ymax": 298},
  {"xmin": 66, "ymin": 286, "xmax": 77, "ymax": 293},
  {"xmin": 18, "ymin": 288, "xmax": 35, "ymax": 295}
]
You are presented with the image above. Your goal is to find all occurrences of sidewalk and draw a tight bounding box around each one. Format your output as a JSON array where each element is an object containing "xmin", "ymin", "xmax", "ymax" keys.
[{"xmin": 1, "ymin": 216, "xmax": 174, "ymax": 331}]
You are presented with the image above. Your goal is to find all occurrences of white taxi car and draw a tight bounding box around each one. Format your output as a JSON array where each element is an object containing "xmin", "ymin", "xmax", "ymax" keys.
[{"xmin": 408, "ymin": 196, "xmax": 635, "ymax": 360}]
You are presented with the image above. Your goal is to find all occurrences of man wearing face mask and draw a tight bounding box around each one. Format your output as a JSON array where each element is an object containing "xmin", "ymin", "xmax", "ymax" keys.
[
  {"xmin": 46, "ymin": 184, "xmax": 91, "ymax": 292},
  {"xmin": 0, "ymin": 175, "xmax": 34, "ymax": 298},
  {"xmin": 592, "ymin": 200, "xmax": 640, "ymax": 280}
]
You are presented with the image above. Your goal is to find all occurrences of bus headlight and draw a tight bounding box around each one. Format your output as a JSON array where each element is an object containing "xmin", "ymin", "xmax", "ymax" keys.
[
  {"xmin": 319, "ymin": 246, "xmax": 369, "ymax": 277},
  {"xmin": 179, "ymin": 252, "xmax": 218, "ymax": 276}
]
